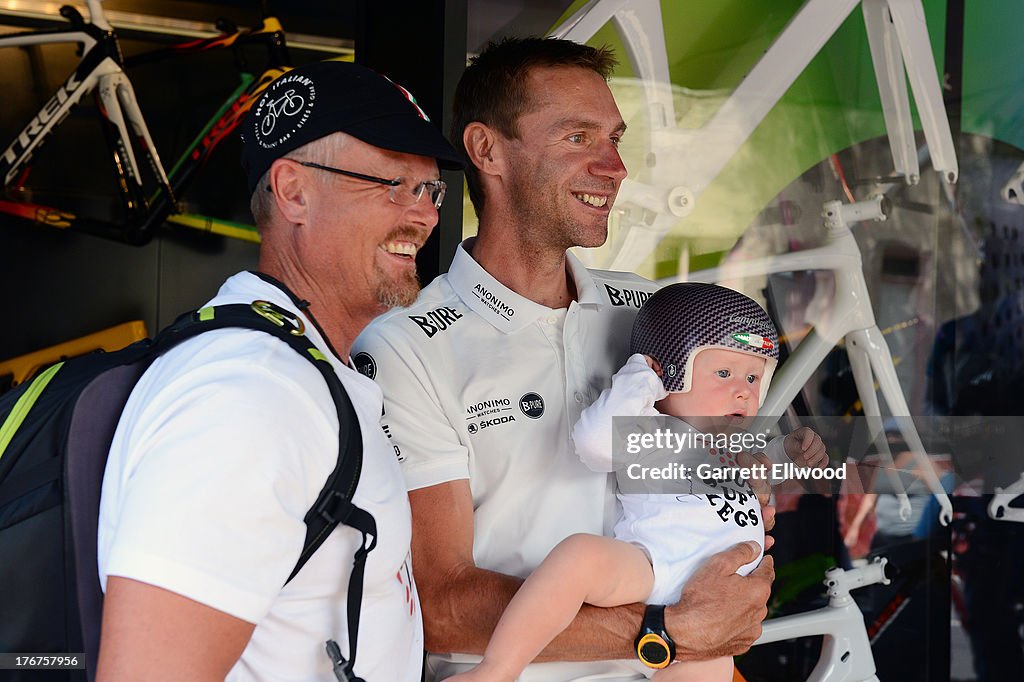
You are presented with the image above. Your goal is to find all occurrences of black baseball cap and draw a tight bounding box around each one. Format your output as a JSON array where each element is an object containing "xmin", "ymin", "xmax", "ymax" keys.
[{"xmin": 240, "ymin": 60, "xmax": 463, "ymax": 194}]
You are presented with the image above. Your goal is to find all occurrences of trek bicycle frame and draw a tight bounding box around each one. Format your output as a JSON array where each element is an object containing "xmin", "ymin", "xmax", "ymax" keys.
[{"xmin": 0, "ymin": 0, "xmax": 289, "ymax": 244}]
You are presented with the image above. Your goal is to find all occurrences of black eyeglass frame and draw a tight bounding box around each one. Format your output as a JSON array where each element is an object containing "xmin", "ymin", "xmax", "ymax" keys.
[{"xmin": 289, "ymin": 160, "xmax": 447, "ymax": 209}]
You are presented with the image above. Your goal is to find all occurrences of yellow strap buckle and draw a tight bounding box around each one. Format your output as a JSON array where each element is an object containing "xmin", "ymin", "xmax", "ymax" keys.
[{"xmin": 251, "ymin": 300, "xmax": 305, "ymax": 336}]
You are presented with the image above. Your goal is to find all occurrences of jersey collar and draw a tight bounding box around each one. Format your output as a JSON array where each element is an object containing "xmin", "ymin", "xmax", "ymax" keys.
[
  {"xmin": 448, "ymin": 238, "xmax": 604, "ymax": 334},
  {"xmin": 571, "ymin": 251, "xmax": 604, "ymax": 307}
]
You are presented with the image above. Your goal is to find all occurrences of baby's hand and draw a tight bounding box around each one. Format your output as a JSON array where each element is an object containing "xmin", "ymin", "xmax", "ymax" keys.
[
  {"xmin": 784, "ymin": 427, "xmax": 828, "ymax": 469},
  {"xmin": 643, "ymin": 354, "xmax": 663, "ymax": 377}
]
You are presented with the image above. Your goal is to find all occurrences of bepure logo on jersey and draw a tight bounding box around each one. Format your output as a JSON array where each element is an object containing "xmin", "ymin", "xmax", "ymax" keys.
[
  {"xmin": 604, "ymin": 284, "xmax": 654, "ymax": 308},
  {"xmin": 382, "ymin": 423, "xmax": 403, "ymax": 461},
  {"xmin": 409, "ymin": 306, "xmax": 463, "ymax": 338},
  {"xmin": 519, "ymin": 392, "xmax": 545, "ymax": 419},
  {"xmin": 252, "ymin": 74, "xmax": 315, "ymax": 149},
  {"xmin": 472, "ymin": 283, "xmax": 516, "ymax": 320},
  {"xmin": 353, "ymin": 352, "xmax": 377, "ymax": 380},
  {"xmin": 465, "ymin": 397, "xmax": 512, "ymax": 419}
]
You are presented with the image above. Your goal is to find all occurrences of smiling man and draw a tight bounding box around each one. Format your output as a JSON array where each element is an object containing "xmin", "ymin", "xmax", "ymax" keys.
[
  {"xmin": 94, "ymin": 61, "xmax": 462, "ymax": 681},
  {"xmin": 353, "ymin": 38, "xmax": 774, "ymax": 681}
]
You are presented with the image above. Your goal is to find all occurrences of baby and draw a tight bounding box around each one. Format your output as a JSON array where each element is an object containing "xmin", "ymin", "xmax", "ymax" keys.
[{"xmin": 450, "ymin": 283, "xmax": 828, "ymax": 681}]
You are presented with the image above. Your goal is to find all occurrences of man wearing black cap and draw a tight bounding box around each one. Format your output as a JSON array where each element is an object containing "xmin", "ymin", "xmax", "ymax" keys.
[
  {"xmin": 354, "ymin": 38, "xmax": 774, "ymax": 680},
  {"xmin": 94, "ymin": 60, "xmax": 462, "ymax": 681}
]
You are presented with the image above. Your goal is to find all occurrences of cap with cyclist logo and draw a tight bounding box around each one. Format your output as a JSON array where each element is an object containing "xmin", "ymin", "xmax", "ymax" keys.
[{"xmin": 240, "ymin": 59, "xmax": 463, "ymax": 195}]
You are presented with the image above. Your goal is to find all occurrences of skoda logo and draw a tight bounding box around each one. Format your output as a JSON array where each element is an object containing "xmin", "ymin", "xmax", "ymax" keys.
[
  {"xmin": 519, "ymin": 392, "xmax": 545, "ymax": 419},
  {"xmin": 353, "ymin": 352, "xmax": 376, "ymax": 380},
  {"xmin": 468, "ymin": 423, "xmax": 478, "ymax": 434}
]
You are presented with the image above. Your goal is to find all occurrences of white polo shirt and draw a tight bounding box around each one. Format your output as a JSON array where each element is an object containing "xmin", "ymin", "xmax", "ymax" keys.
[
  {"xmin": 353, "ymin": 239, "xmax": 660, "ymax": 681},
  {"xmin": 99, "ymin": 272, "xmax": 423, "ymax": 682}
]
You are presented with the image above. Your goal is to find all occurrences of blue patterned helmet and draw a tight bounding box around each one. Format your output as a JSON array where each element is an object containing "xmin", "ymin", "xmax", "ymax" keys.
[{"xmin": 630, "ymin": 282, "xmax": 779, "ymax": 404}]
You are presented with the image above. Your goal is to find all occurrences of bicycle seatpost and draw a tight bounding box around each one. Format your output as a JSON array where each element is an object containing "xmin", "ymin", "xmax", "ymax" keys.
[
  {"xmin": 261, "ymin": 18, "xmax": 290, "ymax": 67},
  {"xmin": 59, "ymin": 5, "xmax": 86, "ymax": 29},
  {"xmin": 83, "ymin": 0, "xmax": 112, "ymax": 31}
]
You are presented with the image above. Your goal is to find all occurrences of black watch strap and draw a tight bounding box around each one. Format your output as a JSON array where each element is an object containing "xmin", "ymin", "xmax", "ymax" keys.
[{"xmin": 635, "ymin": 604, "xmax": 675, "ymax": 669}]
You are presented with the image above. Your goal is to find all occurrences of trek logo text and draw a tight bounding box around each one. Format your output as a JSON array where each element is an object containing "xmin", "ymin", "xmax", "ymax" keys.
[{"xmin": 3, "ymin": 71, "xmax": 85, "ymax": 180}]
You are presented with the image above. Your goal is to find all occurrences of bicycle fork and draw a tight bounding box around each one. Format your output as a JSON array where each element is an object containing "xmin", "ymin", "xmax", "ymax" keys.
[{"xmin": 96, "ymin": 70, "xmax": 175, "ymax": 210}]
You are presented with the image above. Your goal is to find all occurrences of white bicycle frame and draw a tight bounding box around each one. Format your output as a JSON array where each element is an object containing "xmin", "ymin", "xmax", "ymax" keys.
[
  {"xmin": 756, "ymin": 558, "xmax": 891, "ymax": 682},
  {"xmin": 551, "ymin": 6, "xmax": 961, "ymax": 676},
  {"xmin": 0, "ymin": 0, "xmax": 171, "ymax": 194},
  {"xmin": 989, "ymin": 472, "xmax": 1024, "ymax": 522},
  {"xmin": 550, "ymin": 0, "xmax": 958, "ymax": 271},
  {"xmin": 685, "ymin": 197, "xmax": 953, "ymax": 524},
  {"xmin": 551, "ymin": 1, "xmax": 956, "ymax": 521},
  {"xmin": 1002, "ymin": 161, "xmax": 1024, "ymax": 205}
]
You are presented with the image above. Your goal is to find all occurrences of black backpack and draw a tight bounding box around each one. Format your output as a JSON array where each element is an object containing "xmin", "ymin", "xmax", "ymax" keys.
[{"xmin": 0, "ymin": 299, "xmax": 376, "ymax": 682}]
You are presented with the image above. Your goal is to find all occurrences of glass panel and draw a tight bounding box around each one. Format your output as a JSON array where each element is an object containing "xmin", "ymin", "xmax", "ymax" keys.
[{"xmin": 457, "ymin": 2, "xmax": 1024, "ymax": 679}]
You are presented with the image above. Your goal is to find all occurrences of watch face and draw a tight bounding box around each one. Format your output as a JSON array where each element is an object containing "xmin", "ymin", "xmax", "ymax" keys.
[{"xmin": 637, "ymin": 633, "xmax": 672, "ymax": 669}]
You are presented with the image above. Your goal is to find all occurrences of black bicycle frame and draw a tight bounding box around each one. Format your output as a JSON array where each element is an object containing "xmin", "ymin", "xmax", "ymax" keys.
[{"xmin": 0, "ymin": 11, "xmax": 289, "ymax": 245}]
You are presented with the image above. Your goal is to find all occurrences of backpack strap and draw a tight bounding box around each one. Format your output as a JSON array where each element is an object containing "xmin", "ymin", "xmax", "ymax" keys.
[{"xmin": 152, "ymin": 301, "xmax": 373, "ymax": 680}]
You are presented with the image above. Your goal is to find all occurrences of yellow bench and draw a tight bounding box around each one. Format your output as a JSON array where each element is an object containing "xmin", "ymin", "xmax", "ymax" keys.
[{"xmin": 0, "ymin": 321, "xmax": 148, "ymax": 390}]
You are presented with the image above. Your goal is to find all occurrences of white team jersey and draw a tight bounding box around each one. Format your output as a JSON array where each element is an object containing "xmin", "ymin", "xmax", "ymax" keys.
[
  {"xmin": 354, "ymin": 239, "xmax": 660, "ymax": 681},
  {"xmin": 99, "ymin": 272, "xmax": 422, "ymax": 681}
]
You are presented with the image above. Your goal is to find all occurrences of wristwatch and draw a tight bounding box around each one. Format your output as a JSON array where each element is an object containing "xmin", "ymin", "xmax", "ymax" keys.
[{"xmin": 634, "ymin": 604, "xmax": 675, "ymax": 669}]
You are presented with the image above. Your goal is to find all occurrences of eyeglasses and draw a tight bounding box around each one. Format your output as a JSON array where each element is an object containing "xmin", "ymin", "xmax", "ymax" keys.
[{"xmin": 295, "ymin": 160, "xmax": 447, "ymax": 209}]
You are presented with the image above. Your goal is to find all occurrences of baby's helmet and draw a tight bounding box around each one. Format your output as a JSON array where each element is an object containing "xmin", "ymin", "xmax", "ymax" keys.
[{"xmin": 630, "ymin": 282, "xmax": 779, "ymax": 404}]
